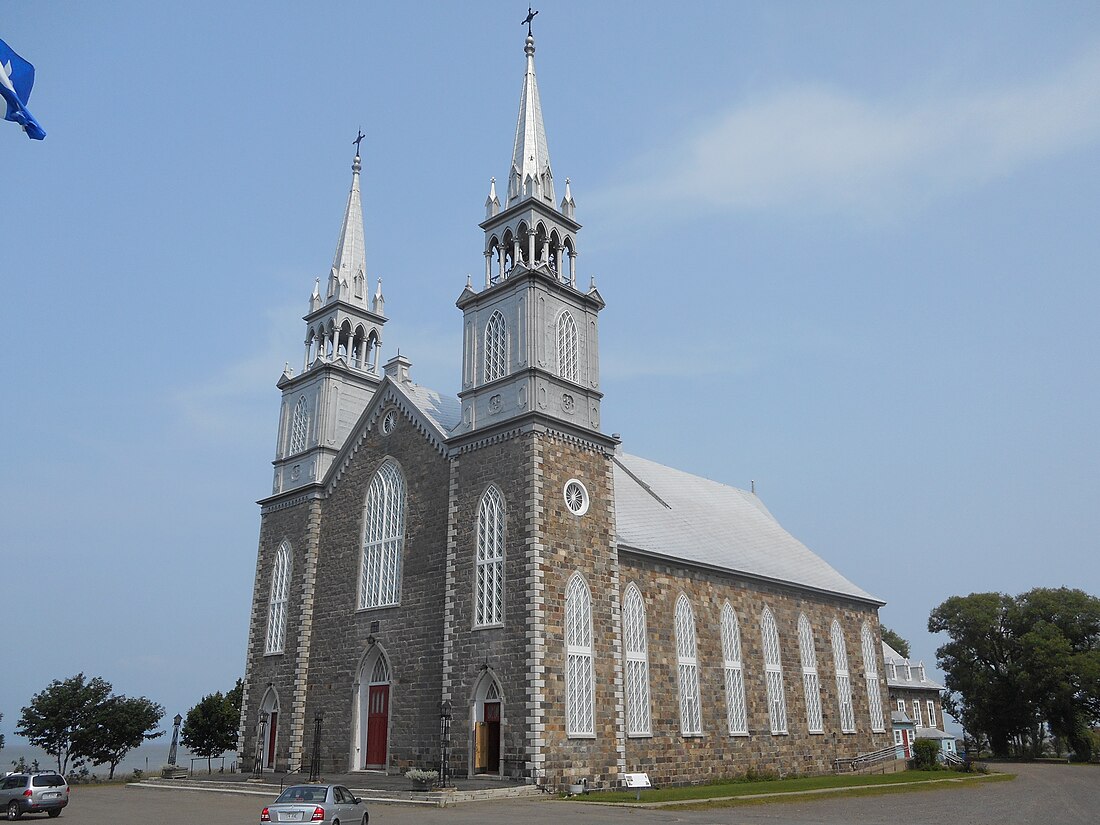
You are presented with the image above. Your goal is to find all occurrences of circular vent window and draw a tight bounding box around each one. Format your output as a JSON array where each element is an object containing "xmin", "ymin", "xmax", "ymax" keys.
[
  {"xmin": 563, "ymin": 479, "xmax": 590, "ymax": 516},
  {"xmin": 381, "ymin": 410, "xmax": 397, "ymax": 434}
]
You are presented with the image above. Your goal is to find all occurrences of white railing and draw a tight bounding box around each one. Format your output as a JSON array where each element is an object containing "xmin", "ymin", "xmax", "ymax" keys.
[{"xmin": 834, "ymin": 745, "xmax": 898, "ymax": 773}]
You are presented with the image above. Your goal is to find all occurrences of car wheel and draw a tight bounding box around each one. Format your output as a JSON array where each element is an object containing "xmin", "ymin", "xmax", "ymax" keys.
[
  {"xmin": 47, "ymin": 812, "xmax": 61, "ymax": 819},
  {"xmin": 362, "ymin": 813, "xmax": 368, "ymax": 825},
  {"xmin": 6, "ymin": 801, "xmax": 20, "ymax": 821}
]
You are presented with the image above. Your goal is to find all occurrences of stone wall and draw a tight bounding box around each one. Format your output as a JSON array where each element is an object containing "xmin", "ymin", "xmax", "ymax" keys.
[{"xmin": 889, "ymin": 687, "xmax": 945, "ymax": 730}]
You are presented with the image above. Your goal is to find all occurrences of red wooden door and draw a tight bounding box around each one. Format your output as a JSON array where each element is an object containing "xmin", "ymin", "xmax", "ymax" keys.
[
  {"xmin": 266, "ymin": 712, "xmax": 278, "ymax": 767},
  {"xmin": 366, "ymin": 685, "xmax": 389, "ymax": 767},
  {"xmin": 901, "ymin": 729, "xmax": 911, "ymax": 759},
  {"xmin": 484, "ymin": 702, "xmax": 500, "ymax": 772}
]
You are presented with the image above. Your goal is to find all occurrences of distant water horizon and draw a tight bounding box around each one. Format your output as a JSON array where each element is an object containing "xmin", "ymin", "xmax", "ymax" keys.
[{"xmin": 2, "ymin": 738, "xmax": 238, "ymax": 777}]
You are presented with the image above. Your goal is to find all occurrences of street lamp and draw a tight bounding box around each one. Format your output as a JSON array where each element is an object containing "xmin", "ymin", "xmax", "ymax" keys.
[
  {"xmin": 439, "ymin": 700, "xmax": 453, "ymax": 788},
  {"xmin": 309, "ymin": 713, "xmax": 323, "ymax": 782},
  {"xmin": 254, "ymin": 713, "xmax": 268, "ymax": 778}
]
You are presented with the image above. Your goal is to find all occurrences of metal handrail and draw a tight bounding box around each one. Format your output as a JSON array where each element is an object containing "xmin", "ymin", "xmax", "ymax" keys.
[{"xmin": 834, "ymin": 745, "xmax": 898, "ymax": 773}]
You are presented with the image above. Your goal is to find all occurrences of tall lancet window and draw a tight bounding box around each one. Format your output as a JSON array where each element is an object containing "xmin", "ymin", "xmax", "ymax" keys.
[
  {"xmin": 557, "ymin": 311, "xmax": 579, "ymax": 383},
  {"xmin": 290, "ymin": 395, "xmax": 309, "ymax": 454},
  {"xmin": 265, "ymin": 541, "xmax": 292, "ymax": 655},
  {"xmin": 721, "ymin": 602, "xmax": 748, "ymax": 735},
  {"xmin": 565, "ymin": 573, "xmax": 595, "ymax": 736},
  {"xmin": 831, "ymin": 620, "xmax": 856, "ymax": 733},
  {"xmin": 761, "ymin": 606, "xmax": 788, "ymax": 734},
  {"xmin": 675, "ymin": 594, "xmax": 703, "ymax": 735},
  {"xmin": 622, "ymin": 584, "xmax": 651, "ymax": 736},
  {"xmin": 358, "ymin": 460, "xmax": 406, "ymax": 609},
  {"xmin": 484, "ymin": 311, "xmax": 507, "ymax": 383},
  {"xmin": 798, "ymin": 614, "xmax": 824, "ymax": 733},
  {"xmin": 475, "ymin": 486, "xmax": 505, "ymax": 627},
  {"xmin": 861, "ymin": 622, "xmax": 886, "ymax": 731}
]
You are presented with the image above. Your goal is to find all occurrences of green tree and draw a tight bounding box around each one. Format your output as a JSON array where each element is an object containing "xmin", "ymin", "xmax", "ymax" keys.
[
  {"xmin": 881, "ymin": 626, "xmax": 911, "ymax": 658},
  {"xmin": 226, "ymin": 678, "xmax": 243, "ymax": 719},
  {"xmin": 76, "ymin": 695, "xmax": 165, "ymax": 779},
  {"xmin": 16, "ymin": 674, "xmax": 111, "ymax": 774},
  {"xmin": 181, "ymin": 691, "xmax": 238, "ymax": 774},
  {"xmin": 1, "ymin": 711, "xmax": 5, "ymax": 752}
]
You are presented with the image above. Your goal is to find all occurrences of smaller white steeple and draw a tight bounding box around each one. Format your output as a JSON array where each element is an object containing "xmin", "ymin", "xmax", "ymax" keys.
[
  {"xmin": 485, "ymin": 177, "xmax": 501, "ymax": 218},
  {"xmin": 560, "ymin": 177, "xmax": 575, "ymax": 219}
]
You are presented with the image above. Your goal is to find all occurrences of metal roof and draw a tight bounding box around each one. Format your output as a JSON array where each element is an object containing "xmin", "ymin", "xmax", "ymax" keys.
[
  {"xmin": 612, "ymin": 452, "xmax": 881, "ymax": 604},
  {"xmin": 883, "ymin": 641, "xmax": 944, "ymax": 690}
]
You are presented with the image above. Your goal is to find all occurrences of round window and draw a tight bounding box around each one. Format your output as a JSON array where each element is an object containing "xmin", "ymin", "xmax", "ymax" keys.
[
  {"xmin": 563, "ymin": 479, "xmax": 590, "ymax": 516},
  {"xmin": 381, "ymin": 410, "xmax": 397, "ymax": 435}
]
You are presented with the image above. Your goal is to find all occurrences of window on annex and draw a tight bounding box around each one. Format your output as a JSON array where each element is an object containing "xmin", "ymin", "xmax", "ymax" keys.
[
  {"xmin": 484, "ymin": 311, "xmax": 507, "ymax": 383},
  {"xmin": 831, "ymin": 620, "xmax": 856, "ymax": 733},
  {"xmin": 798, "ymin": 614, "xmax": 824, "ymax": 733},
  {"xmin": 289, "ymin": 395, "xmax": 309, "ymax": 454},
  {"xmin": 557, "ymin": 311, "xmax": 579, "ymax": 383},
  {"xmin": 675, "ymin": 594, "xmax": 703, "ymax": 735},
  {"xmin": 474, "ymin": 486, "xmax": 505, "ymax": 626},
  {"xmin": 926, "ymin": 699, "xmax": 937, "ymax": 728},
  {"xmin": 265, "ymin": 541, "xmax": 292, "ymax": 654},
  {"xmin": 565, "ymin": 573, "xmax": 595, "ymax": 736},
  {"xmin": 912, "ymin": 699, "xmax": 923, "ymax": 727},
  {"xmin": 621, "ymin": 584, "xmax": 651, "ymax": 736},
  {"xmin": 760, "ymin": 606, "xmax": 788, "ymax": 734},
  {"xmin": 861, "ymin": 622, "xmax": 886, "ymax": 732},
  {"xmin": 721, "ymin": 602, "xmax": 748, "ymax": 735},
  {"xmin": 358, "ymin": 460, "xmax": 406, "ymax": 609}
]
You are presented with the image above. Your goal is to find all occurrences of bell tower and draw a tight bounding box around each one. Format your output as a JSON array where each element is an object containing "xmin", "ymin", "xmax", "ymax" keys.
[
  {"xmin": 454, "ymin": 32, "xmax": 606, "ymax": 439},
  {"xmin": 272, "ymin": 148, "xmax": 387, "ymax": 494}
]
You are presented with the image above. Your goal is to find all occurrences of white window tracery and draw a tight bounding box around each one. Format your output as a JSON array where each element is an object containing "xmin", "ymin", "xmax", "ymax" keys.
[
  {"xmin": 926, "ymin": 699, "xmax": 936, "ymax": 728},
  {"xmin": 721, "ymin": 602, "xmax": 748, "ymax": 735},
  {"xmin": 565, "ymin": 573, "xmax": 595, "ymax": 736},
  {"xmin": 358, "ymin": 460, "xmax": 406, "ymax": 609},
  {"xmin": 622, "ymin": 585, "xmax": 651, "ymax": 736},
  {"xmin": 798, "ymin": 614, "xmax": 824, "ymax": 733},
  {"xmin": 761, "ymin": 606, "xmax": 788, "ymax": 734},
  {"xmin": 484, "ymin": 311, "xmax": 507, "ymax": 383},
  {"xmin": 265, "ymin": 541, "xmax": 292, "ymax": 654},
  {"xmin": 675, "ymin": 594, "xmax": 703, "ymax": 735},
  {"xmin": 557, "ymin": 311, "xmax": 579, "ymax": 383},
  {"xmin": 831, "ymin": 620, "xmax": 856, "ymax": 733},
  {"xmin": 290, "ymin": 395, "xmax": 308, "ymax": 454},
  {"xmin": 475, "ymin": 486, "xmax": 505, "ymax": 626},
  {"xmin": 861, "ymin": 622, "xmax": 886, "ymax": 732}
]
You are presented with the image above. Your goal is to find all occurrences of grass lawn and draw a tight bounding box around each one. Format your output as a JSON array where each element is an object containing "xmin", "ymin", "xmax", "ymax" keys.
[{"xmin": 570, "ymin": 769, "xmax": 1011, "ymax": 805}]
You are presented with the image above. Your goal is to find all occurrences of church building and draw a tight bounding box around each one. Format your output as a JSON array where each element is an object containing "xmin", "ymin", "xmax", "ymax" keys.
[{"xmin": 238, "ymin": 26, "xmax": 892, "ymax": 788}]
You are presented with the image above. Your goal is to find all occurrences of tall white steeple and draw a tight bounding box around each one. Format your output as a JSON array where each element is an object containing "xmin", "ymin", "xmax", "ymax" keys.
[
  {"xmin": 507, "ymin": 33, "xmax": 555, "ymax": 207},
  {"xmin": 269, "ymin": 144, "xmax": 388, "ymax": 496}
]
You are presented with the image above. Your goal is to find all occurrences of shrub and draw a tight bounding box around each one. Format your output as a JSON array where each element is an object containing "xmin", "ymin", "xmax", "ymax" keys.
[
  {"xmin": 912, "ymin": 739, "xmax": 941, "ymax": 770},
  {"xmin": 404, "ymin": 768, "xmax": 439, "ymax": 786}
]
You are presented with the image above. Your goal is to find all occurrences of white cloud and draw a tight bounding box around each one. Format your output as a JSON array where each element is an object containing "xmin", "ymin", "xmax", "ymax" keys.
[{"xmin": 594, "ymin": 44, "xmax": 1100, "ymax": 220}]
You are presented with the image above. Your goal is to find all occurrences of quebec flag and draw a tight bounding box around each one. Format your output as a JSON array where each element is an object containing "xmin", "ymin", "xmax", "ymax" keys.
[{"xmin": 0, "ymin": 37, "xmax": 46, "ymax": 140}]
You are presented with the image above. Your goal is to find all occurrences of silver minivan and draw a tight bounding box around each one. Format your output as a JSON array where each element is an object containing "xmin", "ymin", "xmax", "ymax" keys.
[{"xmin": 0, "ymin": 772, "xmax": 69, "ymax": 819}]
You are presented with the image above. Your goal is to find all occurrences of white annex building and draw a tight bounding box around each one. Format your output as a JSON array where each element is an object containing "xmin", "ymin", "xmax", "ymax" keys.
[{"xmin": 238, "ymin": 24, "xmax": 894, "ymax": 788}]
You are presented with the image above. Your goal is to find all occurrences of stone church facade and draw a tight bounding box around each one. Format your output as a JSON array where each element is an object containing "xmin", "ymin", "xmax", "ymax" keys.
[{"xmin": 239, "ymin": 29, "xmax": 892, "ymax": 788}]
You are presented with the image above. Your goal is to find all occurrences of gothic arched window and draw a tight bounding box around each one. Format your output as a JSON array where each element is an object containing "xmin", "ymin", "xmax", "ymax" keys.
[
  {"xmin": 565, "ymin": 573, "xmax": 594, "ymax": 736},
  {"xmin": 475, "ymin": 486, "xmax": 505, "ymax": 626},
  {"xmin": 798, "ymin": 614, "xmax": 824, "ymax": 733},
  {"xmin": 761, "ymin": 606, "xmax": 788, "ymax": 734},
  {"xmin": 675, "ymin": 594, "xmax": 702, "ymax": 735},
  {"xmin": 861, "ymin": 622, "xmax": 886, "ymax": 732},
  {"xmin": 290, "ymin": 395, "xmax": 308, "ymax": 454},
  {"xmin": 622, "ymin": 584, "xmax": 651, "ymax": 736},
  {"xmin": 358, "ymin": 460, "xmax": 406, "ymax": 609},
  {"xmin": 831, "ymin": 620, "xmax": 856, "ymax": 733},
  {"xmin": 265, "ymin": 541, "xmax": 292, "ymax": 654},
  {"xmin": 721, "ymin": 602, "xmax": 748, "ymax": 735},
  {"xmin": 557, "ymin": 311, "xmax": 579, "ymax": 383},
  {"xmin": 484, "ymin": 311, "xmax": 507, "ymax": 383}
]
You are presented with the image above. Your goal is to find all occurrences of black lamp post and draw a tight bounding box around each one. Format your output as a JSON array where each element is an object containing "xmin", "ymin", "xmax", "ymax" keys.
[
  {"xmin": 439, "ymin": 700, "xmax": 453, "ymax": 788},
  {"xmin": 254, "ymin": 713, "xmax": 268, "ymax": 778},
  {"xmin": 167, "ymin": 713, "xmax": 182, "ymax": 766},
  {"xmin": 309, "ymin": 713, "xmax": 323, "ymax": 782}
]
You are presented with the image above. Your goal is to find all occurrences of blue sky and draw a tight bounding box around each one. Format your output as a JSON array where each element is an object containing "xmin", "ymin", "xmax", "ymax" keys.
[{"xmin": 3, "ymin": 0, "xmax": 1099, "ymax": 748}]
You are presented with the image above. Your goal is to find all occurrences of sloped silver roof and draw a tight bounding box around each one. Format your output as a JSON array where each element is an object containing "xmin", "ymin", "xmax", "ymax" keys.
[
  {"xmin": 882, "ymin": 641, "xmax": 944, "ymax": 690},
  {"xmin": 613, "ymin": 452, "xmax": 881, "ymax": 604},
  {"xmin": 400, "ymin": 381, "xmax": 462, "ymax": 435}
]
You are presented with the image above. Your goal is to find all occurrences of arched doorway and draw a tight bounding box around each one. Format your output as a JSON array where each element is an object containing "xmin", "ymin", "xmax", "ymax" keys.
[
  {"xmin": 258, "ymin": 688, "xmax": 280, "ymax": 772},
  {"xmin": 354, "ymin": 648, "xmax": 391, "ymax": 770},
  {"xmin": 470, "ymin": 672, "xmax": 503, "ymax": 776}
]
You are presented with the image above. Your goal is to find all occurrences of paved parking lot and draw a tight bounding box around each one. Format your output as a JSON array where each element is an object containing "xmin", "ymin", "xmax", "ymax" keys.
[{"xmin": 61, "ymin": 763, "xmax": 1099, "ymax": 825}]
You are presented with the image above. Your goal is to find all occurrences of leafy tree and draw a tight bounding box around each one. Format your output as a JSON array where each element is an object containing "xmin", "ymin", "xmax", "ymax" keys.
[
  {"xmin": 181, "ymin": 690, "xmax": 238, "ymax": 774},
  {"xmin": 17, "ymin": 674, "xmax": 111, "ymax": 774},
  {"xmin": 880, "ymin": 626, "xmax": 911, "ymax": 658},
  {"xmin": 226, "ymin": 678, "xmax": 243, "ymax": 719},
  {"xmin": 1, "ymin": 711, "xmax": 5, "ymax": 752},
  {"xmin": 76, "ymin": 695, "xmax": 165, "ymax": 779},
  {"xmin": 929, "ymin": 588, "xmax": 1100, "ymax": 759}
]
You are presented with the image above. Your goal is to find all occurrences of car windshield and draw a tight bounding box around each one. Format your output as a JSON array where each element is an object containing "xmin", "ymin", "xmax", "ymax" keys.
[
  {"xmin": 31, "ymin": 775, "xmax": 65, "ymax": 787},
  {"xmin": 274, "ymin": 786, "xmax": 326, "ymax": 804}
]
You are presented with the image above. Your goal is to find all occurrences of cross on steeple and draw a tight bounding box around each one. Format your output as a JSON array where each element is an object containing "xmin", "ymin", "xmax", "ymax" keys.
[
  {"xmin": 353, "ymin": 129, "xmax": 365, "ymax": 156},
  {"xmin": 522, "ymin": 6, "xmax": 538, "ymax": 36}
]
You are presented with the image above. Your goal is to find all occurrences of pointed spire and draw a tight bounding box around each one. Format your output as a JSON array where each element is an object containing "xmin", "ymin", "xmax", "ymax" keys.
[
  {"xmin": 485, "ymin": 176, "xmax": 501, "ymax": 218},
  {"xmin": 507, "ymin": 33, "xmax": 555, "ymax": 207},
  {"xmin": 560, "ymin": 177, "xmax": 575, "ymax": 218},
  {"xmin": 329, "ymin": 151, "xmax": 367, "ymax": 304},
  {"xmin": 372, "ymin": 277, "xmax": 385, "ymax": 316}
]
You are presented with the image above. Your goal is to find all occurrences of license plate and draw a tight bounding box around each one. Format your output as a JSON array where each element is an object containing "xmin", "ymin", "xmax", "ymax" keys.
[
  {"xmin": 43, "ymin": 793, "xmax": 61, "ymax": 799},
  {"xmin": 281, "ymin": 814, "xmax": 303, "ymax": 823}
]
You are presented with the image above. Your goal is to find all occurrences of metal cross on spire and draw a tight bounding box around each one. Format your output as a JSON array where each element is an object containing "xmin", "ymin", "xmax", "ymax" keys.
[
  {"xmin": 522, "ymin": 6, "xmax": 539, "ymax": 36},
  {"xmin": 353, "ymin": 129, "xmax": 365, "ymax": 156}
]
